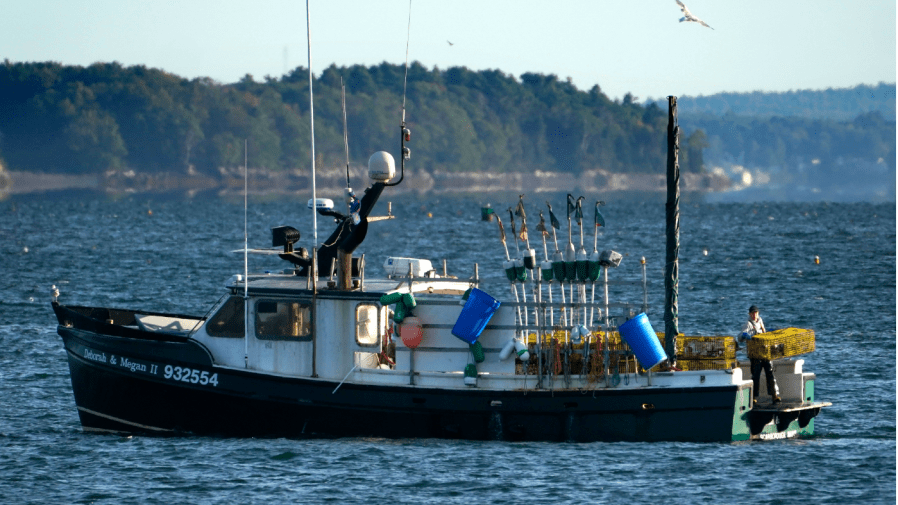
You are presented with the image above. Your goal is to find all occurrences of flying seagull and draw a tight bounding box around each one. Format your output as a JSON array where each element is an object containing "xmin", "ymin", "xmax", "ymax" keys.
[{"xmin": 675, "ymin": 0, "xmax": 713, "ymax": 30}]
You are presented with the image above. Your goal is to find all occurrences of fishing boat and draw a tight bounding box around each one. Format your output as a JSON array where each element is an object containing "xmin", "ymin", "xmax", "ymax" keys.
[
  {"xmin": 52, "ymin": 96, "xmax": 829, "ymax": 442},
  {"xmin": 52, "ymin": 6, "xmax": 828, "ymax": 439}
]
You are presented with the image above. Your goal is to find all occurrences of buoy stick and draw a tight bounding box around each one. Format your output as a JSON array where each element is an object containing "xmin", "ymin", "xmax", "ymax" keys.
[
  {"xmin": 498, "ymin": 216, "xmax": 524, "ymax": 331},
  {"xmin": 506, "ymin": 208, "xmax": 528, "ymax": 326},
  {"xmin": 547, "ymin": 202, "xmax": 561, "ymax": 254},
  {"xmin": 577, "ymin": 196, "xmax": 585, "ymax": 249},
  {"xmin": 516, "ymin": 195, "xmax": 532, "ymax": 252},
  {"xmin": 497, "ymin": 216, "xmax": 511, "ymax": 261},
  {"xmin": 537, "ymin": 211, "xmax": 550, "ymax": 261},
  {"xmin": 566, "ymin": 194, "xmax": 574, "ymax": 257},
  {"xmin": 565, "ymin": 194, "xmax": 576, "ymax": 320},
  {"xmin": 507, "ymin": 208, "xmax": 521, "ymax": 256}
]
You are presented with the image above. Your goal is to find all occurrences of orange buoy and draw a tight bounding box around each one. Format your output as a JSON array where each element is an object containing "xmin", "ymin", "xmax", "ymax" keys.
[{"xmin": 400, "ymin": 316, "xmax": 424, "ymax": 348}]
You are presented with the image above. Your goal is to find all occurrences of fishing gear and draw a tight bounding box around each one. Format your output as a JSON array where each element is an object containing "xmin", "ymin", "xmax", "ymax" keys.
[
  {"xmin": 589, "ymin": 201, "xmax": 605, "ymax": 282},
  {"xmin": 575, "ymin": 196, "xmax": 589, "ymax": 282},
  {"xmin": 588, "ymin": 201, "xmax": 606, "ymax": 328},
  {"xmin": 547, "ymin": 202, "xmax": 565, "ymax": 281},
  {"xmin": 507, "ymin": 208, "xmax": 527, "ymax": 283},
  {"xmin": 536, "ymin": 211, "xmax": 553, "ymax": 282},
  {"xmin": 496, "ymin": 215, "xmax": 514, "ymax": 279},
  {"xmin": 564, "ymin": 194, "xmax": 577, "ymax": 282},
  {"xmin": 515, "ymin": 196, "xmax": 537, "ymax": 270},
  {"xmin": 547, "ymin": 201, "xmax": 568, "ymax": 327},
  {"xmin": 496, "ymin": 216, "xmax": 524, "ymax": 330},
  {"xmin": 507, "ymin": 208, "xmax": 530, "ymax": 334},
  {"xmin": 535, "ymin": 211, "xmax": 555, "ymax": 327},
  {"xmin": 515, "ymin": 196, "xmax": 540, "ymax": 345}
]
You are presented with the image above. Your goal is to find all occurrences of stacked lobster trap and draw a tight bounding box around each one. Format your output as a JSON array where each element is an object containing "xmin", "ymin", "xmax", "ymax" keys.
[{"xmin": 747, "ymin": 328, "xmax": 816, "ymax": 360}]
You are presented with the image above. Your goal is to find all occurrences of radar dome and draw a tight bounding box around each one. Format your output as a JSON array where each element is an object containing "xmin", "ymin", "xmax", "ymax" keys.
[{"xmin": 368, "ymin": 151, "xmax": 396, "ymax": 181}]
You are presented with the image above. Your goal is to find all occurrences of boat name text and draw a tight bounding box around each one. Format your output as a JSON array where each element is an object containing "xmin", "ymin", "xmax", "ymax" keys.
[
  {"xmin": 759, "ymin": 430, "xmax": 797, "ymax": 440},
  {"xmin": 119, "ymin": 357, "xmax": 146, "ymax": 373},
  {"xmin": 83, "ymin": 348, "xmax": 107, "ymax": 363}
]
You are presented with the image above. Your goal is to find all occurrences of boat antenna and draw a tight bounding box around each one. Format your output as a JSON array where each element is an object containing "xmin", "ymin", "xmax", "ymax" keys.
[
  {"xmin": 244, "ymin": 139, "xmax": 248, "ymax": 291},
  {"xmin": 385, "ymin": 0, "xmax": 412, "ymax": 187},
  {"xmin": 401, "ymin": 0, "xmax": 411, "ymax": 126},
  {"xmin": 341, "ymin": 78, "xmax": 351, "ymax": 190},
  {"xmin": 243, "ymin": 138, "xmax": 249, "ymax": 368},
  {"xmin": 306, "ymin": 0, "xmax": 318, "ymax": 248},
  {"xmin": 341, "ymin": 77, "xmax": 353, "ymax": 215}
]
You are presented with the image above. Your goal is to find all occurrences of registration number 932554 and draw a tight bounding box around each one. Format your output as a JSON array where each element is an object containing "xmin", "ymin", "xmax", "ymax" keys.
[{"xmin": 164, "ymin": 365, "xmax": 219, "ymax": 387}]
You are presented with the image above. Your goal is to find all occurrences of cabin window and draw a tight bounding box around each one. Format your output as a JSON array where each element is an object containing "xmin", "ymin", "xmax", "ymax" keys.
[
  {"xmin": 355, "ymin": 303, "xmax": 381, "ymax": 346},
  {"xmin": 206, "ymin": 296, "xmax": 245, "ymax": 338},
  {"xmin": 255, "ymin": 299, "xmax": 312, "ymax": 341}
]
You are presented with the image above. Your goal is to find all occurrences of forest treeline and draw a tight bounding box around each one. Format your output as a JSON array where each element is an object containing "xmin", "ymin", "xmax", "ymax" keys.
[
  {"xmin": 0, "ymin": 60, "xmax": 893, "ymax": 179},
  {"xmin": 661, "ymin": 83, "xmax": 896, "ymax": 121}
]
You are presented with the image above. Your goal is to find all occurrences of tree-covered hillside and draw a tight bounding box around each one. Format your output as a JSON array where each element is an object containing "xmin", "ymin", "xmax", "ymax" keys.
[
  {"xmin": 656, "ymin": 83, "xmax": 896, "ymax": 121},
  {"xmin": 0, "ymin": 60, "xmax": 892, "ymax": 187},
  {"xmin": 678, "ymin": 110, "xmax": 895, "ymax": 175},
  {"xmin": 0, "ymin": 61, "xmax": 706, "ymax": 177}
]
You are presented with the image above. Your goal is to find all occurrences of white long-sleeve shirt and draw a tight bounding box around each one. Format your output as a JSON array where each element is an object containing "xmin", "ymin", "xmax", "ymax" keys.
[
  {"xmin": 741, "ymin": 315, "xmax": 766, "ymax": 337},
  {"xmin": 736, "ymin": 315, "xmax": 766, "ymax": 358}
]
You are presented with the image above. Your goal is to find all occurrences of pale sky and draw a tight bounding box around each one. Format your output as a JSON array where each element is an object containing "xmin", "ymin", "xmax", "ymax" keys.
[{"xmin": 4, "ymin": 0, "xmax": 896, "ymax": 101}]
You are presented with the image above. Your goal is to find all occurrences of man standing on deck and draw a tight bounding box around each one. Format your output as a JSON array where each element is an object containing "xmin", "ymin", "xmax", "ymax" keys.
[{"xmin": 737, "ymin": 305, "xmax": 781, "ymax": 404}]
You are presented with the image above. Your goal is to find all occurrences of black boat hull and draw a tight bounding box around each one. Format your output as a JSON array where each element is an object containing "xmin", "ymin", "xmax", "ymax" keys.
[{"xmin": 60, "ymin": 325, "xmax": 766, "ymax": 442}]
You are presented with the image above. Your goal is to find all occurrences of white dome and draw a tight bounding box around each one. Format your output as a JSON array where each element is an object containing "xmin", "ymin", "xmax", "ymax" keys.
[{"xmin": 368, "ymin": 151, "xmax": 396, "ymax": 182}]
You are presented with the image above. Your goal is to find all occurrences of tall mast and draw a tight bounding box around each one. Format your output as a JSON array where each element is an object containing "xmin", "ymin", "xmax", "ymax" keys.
[
  {"xmin": 664, "ymin": 96, "xmax": 680, "ymax": 365},
  {"xmin": 306, "ymin": 0, "xmax": 317, "ymax": 250}
]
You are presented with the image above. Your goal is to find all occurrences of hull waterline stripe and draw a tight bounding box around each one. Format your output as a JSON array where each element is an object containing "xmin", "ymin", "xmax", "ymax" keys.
[
  {"xmin": 77, "ymin": 406, "xmax": 173, "ymax": 433},
  {"xmin": 82, "ymin": 426, "xmax": 130, "ymax": 435}
]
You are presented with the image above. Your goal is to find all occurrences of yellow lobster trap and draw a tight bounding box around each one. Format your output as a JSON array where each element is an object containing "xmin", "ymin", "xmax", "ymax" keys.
[
  {"xmin": 747, "ymin": 328, "xmax": 815, "ymax": 360},
  {"xmin": 676, "ymin": 336, "xmax": 736, "ymax": 360}
]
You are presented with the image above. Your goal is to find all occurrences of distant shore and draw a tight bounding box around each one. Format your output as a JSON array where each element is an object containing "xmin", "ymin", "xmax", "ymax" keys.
[{"xmin": 0, "ymin": 167, "xmax": 731, "ymax": 199}]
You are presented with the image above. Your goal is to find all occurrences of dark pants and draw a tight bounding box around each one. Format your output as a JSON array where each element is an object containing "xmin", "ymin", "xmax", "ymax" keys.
[{"xmin": 750, "ymin": 359, "xmax": 778, "ymax": 398}]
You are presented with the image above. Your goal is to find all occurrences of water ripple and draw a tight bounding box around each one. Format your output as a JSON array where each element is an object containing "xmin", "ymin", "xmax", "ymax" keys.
[{"xmin": 0, "ymin": 197, "xmax": 894, "ymax": 504}]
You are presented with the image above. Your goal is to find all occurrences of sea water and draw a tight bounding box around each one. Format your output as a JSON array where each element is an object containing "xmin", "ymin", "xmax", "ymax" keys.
[{"xmin": 0, "ymin": 193, "xmax": 894, "ymax": 504}]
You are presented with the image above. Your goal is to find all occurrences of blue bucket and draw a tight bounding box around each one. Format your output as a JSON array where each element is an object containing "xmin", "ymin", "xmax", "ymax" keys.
[
  {"xmin": 452, "ymin": 288, "xmax": 501, "ymax": 344},
  {"xmin": 618, "ymin": 313, "xmax": 667, "ymax": 369}
]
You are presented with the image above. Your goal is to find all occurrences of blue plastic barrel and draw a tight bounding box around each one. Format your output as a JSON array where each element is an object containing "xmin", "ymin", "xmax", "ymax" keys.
[
  {"xmin": 618, "ymin": 313, "xmax": 667, "ymax": 369},
  {"xmin": 452, "ymin": 288, "xmax": 501, "ymax": 344}
]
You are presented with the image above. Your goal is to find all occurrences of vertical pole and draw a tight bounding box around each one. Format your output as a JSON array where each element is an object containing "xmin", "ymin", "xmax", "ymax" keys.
[
  {"xmin": 603, "ymin": 266, "xmax": 610, "ymax": 387},
  {"xmin": 664, "ymin": 96, "xmax": 680, "ymax": 365},
  {"xmin": 306, "ymin": 0, "xmax": 318, "ymax": 252},
  {"xmin": 243, "ymin": 139, "xmax": 249, "ymax": 369},
  {"xmin": 311, "ymin": 246, "xmax": 318, "ymax": 377},
  {"xmin": 338, "ymin": 250, "xmax": 351, "ymax": 289},
  {"xmin": 306, "ymin": 1, "xmax": 318, "ymax": 377}
]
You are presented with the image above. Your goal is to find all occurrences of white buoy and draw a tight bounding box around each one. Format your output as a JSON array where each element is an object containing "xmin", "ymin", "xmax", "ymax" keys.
[
  {"xmin": 523, "ymin": 248, "xmax": 537, "ymax": 270},
  {"xmin": 499, "ymin": 338, "xmax": 515, "ymax": 360},
  {"xmin": 570, "ymin": 325, "xmax": 582, "ymax": 345},
  {"xmin": 514, "ymin": 338, "xmax": 530, "ymax": 361},
  {"xmin": 577, "ymin": 324, "xmax": 590, "ymax": 343}
]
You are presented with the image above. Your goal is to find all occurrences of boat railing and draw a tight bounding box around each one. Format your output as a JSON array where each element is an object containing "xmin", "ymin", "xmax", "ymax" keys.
[{"xmin": 406, "ymin": 280, "xmax": 652, "ymax": 389}]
